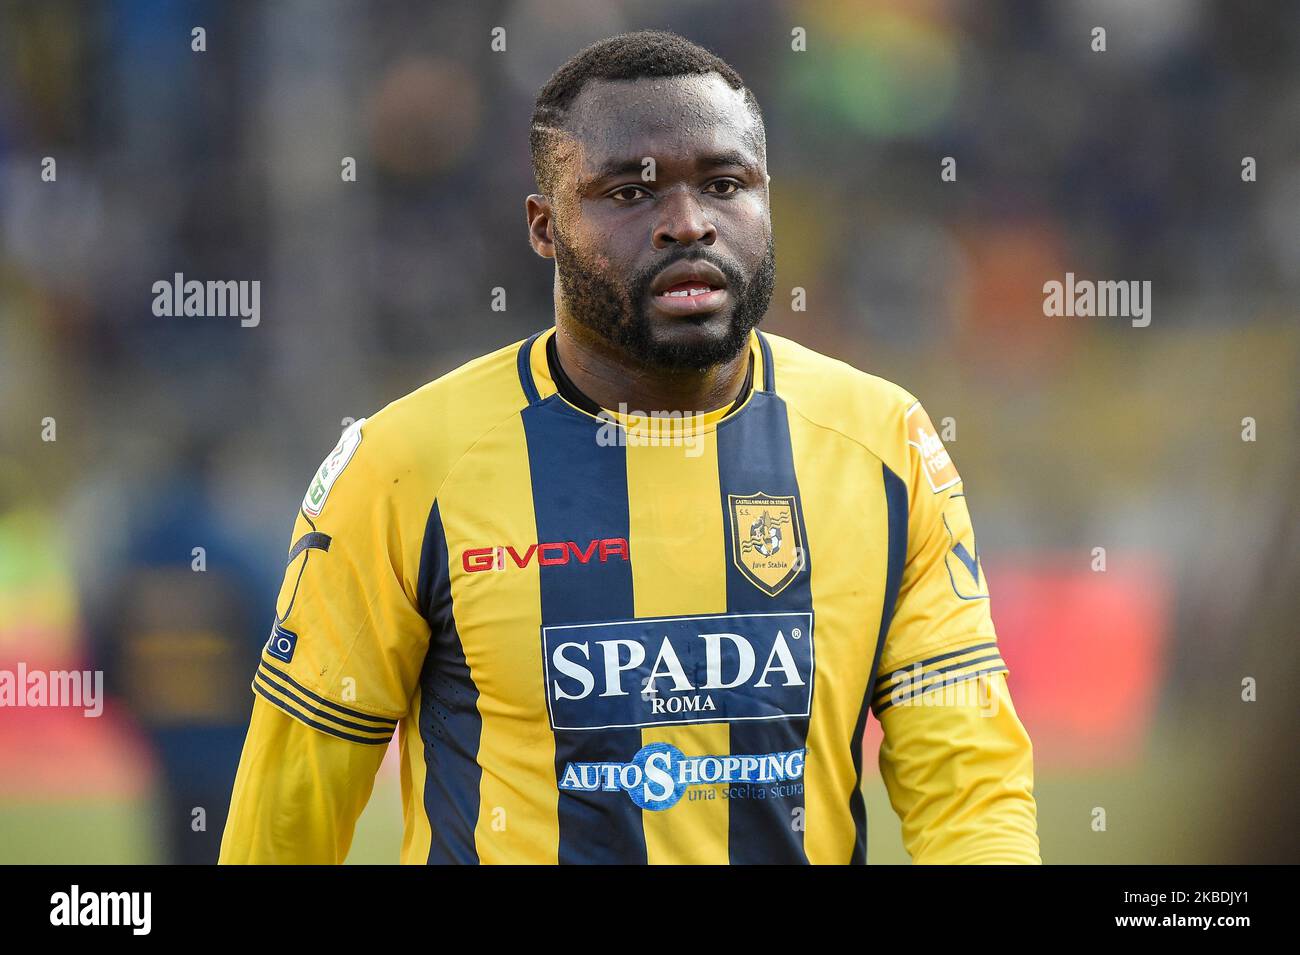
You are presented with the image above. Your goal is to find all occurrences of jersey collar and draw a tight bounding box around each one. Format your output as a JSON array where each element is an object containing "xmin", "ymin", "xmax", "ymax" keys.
[{"xmin": 519, "ymin": 325, "xmax": 772, "ymax": 425}]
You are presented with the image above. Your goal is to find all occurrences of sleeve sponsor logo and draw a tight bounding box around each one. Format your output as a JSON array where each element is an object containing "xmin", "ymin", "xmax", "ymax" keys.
[
  {"xmin": 302, "ymin": 418, "xmax": 365, "ymax": 517},
  {"xmin": 543, "ymin": 610, "xmax": 814, "ymax": 731},
  {"xmin": 905, "ymin": 402, "xmax": 960, "ymax": 493},
  {"xmin": 265, "ymin": 623, "xmax": 299, "ymax": 663}
]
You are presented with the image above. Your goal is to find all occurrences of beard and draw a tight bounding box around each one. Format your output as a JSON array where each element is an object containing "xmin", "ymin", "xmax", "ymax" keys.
[{"xmin": 552, "ymin": 228, "xmax": 776, "ymax": 372}]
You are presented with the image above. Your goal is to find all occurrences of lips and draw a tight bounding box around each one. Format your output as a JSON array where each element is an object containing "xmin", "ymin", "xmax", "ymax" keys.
[
  {"xmin": 648, "ymin": 259, "xmax": 730, "ymax": 317},
  {"xmin": 649, "ymin": 259, "xmax": 728, "ymax": 297}
]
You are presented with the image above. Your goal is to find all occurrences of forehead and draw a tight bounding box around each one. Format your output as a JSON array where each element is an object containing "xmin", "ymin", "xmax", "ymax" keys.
[{"xmin": 563, "ymin": 73, "xmax": 763, "ymax": 173}]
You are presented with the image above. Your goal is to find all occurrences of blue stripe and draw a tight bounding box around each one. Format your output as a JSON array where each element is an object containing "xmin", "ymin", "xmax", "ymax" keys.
[
  {"xmin": 914, "ymin": 641, "xmax": 998, "ymax": 671},
  {"xmin": 716, "ymin": 391, "xmax": 812, "ymax": 864},
  {"xmin": 256, "ymin": 659, "xmax": 398, "ymax": 726},
  {"xmin": 416, "ymin": 500, "xmax": 484, "ymax": 864},
  {"xmin": 517, "ymin": 330, "xmax": 545, "ymax": 405},
  {"xmin": 286, "ymin": 531, "xmax": 332, "ymax": 564},
  {"xmin": 875, "ymin": 656, "xmax": 1007, "ymax": 709},
  {"xmin": 873, "ymin": 649, "xmax": 1005, "ymax": 704},
  {"xmin": 252, "ymin": 683, "xmax": 392, "ymax": 745},
  {"xmin": 276, "ymin": 514, "xmax": 321, "ymax": 623},
  {"xmin": 522, "ymin": 397, "xmax": 645, "ymax": 864},
  {"xmin": 850, "ymin": 463, "xmax": 908, "ymax": 864},
  {"xmin": 874, "ymin": 665, "xmax": 1009, "ymax": 715},
  {"xmin": 254, "ymin": 669, "xmax": 394, "ymax": 737}
]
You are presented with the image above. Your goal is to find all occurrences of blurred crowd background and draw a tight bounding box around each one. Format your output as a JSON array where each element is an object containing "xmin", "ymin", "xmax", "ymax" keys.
[{"xmin": 1, "ymin": 0, "xmax": 1296, "ymax": 864}]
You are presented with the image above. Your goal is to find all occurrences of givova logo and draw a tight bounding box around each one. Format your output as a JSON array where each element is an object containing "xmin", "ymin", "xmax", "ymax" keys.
[
  {"xmin": 543, "ymin": 611, "xmax": 814, "ymax": 730},
  {"xmin": 560, "ymin": 742, "xmax": 806, "ymax": 811}
]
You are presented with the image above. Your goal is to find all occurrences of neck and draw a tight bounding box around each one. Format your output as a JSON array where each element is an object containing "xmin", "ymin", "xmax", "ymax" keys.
[{"xmin": 553, "ymin": 320, "xmax": 752, "ymax": 415}]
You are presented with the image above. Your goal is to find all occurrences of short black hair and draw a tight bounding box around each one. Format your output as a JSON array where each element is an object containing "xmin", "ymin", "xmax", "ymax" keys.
[{"xmin": 529, "ymin": 30, "xmax": 764, "ymax": 196}]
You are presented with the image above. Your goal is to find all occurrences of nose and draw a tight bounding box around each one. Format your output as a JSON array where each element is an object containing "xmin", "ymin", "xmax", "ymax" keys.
[{"xmin": 652, "ymin": 187, "xmax": 717, "ymax": 249}]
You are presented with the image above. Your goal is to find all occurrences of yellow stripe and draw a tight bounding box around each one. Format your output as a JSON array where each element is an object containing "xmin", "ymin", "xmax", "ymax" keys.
[
  {"xmin": 529, "ymin": 327, "xmax": 557, "ymax": 399},
  {"xmin": 439, "ymin": 414, "xmax": 559, "ymax": 864},
  {"xmin": 626, "ymin": 434, "xmax": 730, "ymax": 864},
  {"xmin": 786, "ymin": 409, "xmax": 891, "ymax": 863}
]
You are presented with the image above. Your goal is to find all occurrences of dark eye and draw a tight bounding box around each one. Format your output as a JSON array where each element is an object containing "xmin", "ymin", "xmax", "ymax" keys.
[
  {"xmin": 609, "ymin": 185, "xmax": 651, "ymax": 202},
  {"xmin": 705, "ymin": 179, "xmax": 742, "ymax": 196}
]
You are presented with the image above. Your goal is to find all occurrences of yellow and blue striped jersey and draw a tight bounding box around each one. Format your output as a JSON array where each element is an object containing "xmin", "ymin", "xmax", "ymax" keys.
[{"xmin": 220, "ymin": 327, "xmax": 1039, "ymax": 864}]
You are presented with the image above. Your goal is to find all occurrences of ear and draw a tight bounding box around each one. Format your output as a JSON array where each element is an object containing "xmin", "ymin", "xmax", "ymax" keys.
[{"xmin": 526, "ymin": 194, "xmax": 556, "ymax": 259}]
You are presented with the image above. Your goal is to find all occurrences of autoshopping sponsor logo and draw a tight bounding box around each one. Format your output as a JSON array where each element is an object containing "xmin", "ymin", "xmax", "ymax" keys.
[{"xmin": 559, "ymin": 741, "xmax": 806, "ymax": 811}]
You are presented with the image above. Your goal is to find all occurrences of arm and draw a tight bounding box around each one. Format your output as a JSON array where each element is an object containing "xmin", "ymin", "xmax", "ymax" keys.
[
  {"xmin": 876, "ymin": 666, "xmax": 1039, "ymax": 864},
  {"xmin": 219, "ymin": 418, "xmax": 428, "ymax": 863},
  {"xmin": 219, "ymin": 697, "xmax": 387, "ymax": 864},
  {"xmin": 873, "ymin": 399, "xmax": 1040, "ymax": 864}
]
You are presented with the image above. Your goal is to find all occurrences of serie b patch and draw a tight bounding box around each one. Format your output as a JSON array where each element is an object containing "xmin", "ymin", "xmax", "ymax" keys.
[
  {"xmin": 302, "ymin": 418, "xmax": 365, "ymax": 517},
  {"xmin": 905, "ymin": 402, "xmax": 960, "ymax": 493}
]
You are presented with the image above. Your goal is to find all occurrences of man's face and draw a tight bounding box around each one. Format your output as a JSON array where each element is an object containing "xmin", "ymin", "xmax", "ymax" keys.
[{"xmin": 539, "ymin": 73, "xmax": 775, "ymax": 371}]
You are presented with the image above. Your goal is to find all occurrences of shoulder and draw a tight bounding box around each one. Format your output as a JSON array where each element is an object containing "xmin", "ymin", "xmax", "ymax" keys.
[
  {"xmin": 762, "ymin": 331, "xmax": 921, "ymax": 476},
  {"xmin": 366, "ymin": 334, "xmax": 531, "ymax": 458},
  {"xmin": 301, "ymin": 334, "xmax": 533, "ymax": 521}
]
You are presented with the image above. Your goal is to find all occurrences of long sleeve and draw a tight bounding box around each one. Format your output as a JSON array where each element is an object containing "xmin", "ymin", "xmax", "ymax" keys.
[
  {"xmin": 876, "ymin": 669, "xmax": 1039, "ymax": 863},
  {"xmin": 220, "ymin": 416, "xmax": 429, "ymax": 863},
  {"xmin": 219, "ymin": 696, "xmax": 388, "ymax": 864},
  {"xmin": 869, "ymin": 397, "xmax": 1040, "ymax": 863}
]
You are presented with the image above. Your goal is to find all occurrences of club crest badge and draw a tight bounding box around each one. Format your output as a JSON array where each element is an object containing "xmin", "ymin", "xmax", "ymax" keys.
[{"xmin": 729, "ymin": 492, "xmax": 805, "ymax": 597}]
